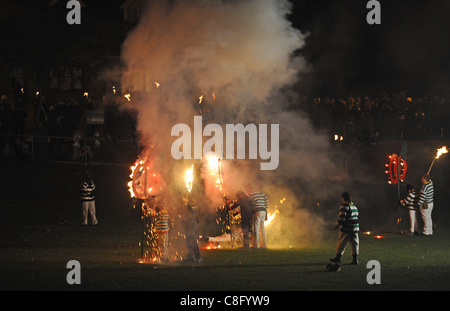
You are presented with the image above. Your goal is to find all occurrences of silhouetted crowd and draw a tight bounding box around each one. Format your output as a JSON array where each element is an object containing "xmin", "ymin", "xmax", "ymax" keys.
[
  {"xmin": 2, "ymin": 91, "xmax": 449, "ymax": 161},
  {"xmin": 299, "ymin": 92, "xmax": 450, "ymax": 145},
  {"xmin": 0, "ymin": 95, "xmax": 123, "ymax": 162}
]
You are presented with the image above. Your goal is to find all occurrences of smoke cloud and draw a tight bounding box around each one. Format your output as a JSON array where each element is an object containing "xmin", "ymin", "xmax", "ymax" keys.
[{"xmin": 118, "ymin": 0, "xmax": 347, "ymax": 251}]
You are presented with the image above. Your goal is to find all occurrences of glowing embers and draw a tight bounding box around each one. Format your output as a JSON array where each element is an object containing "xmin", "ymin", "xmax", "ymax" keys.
[{"xmin": 363, "ymin": 231, "xmax": 385, "ymax": 239}]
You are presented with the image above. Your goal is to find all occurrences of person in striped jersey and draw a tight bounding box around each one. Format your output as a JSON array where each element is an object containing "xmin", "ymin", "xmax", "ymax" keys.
[
  {"xmin": 80, "ymin": 170, "xmax": 98, "ymax": 226},
  {"xmin": 418, "ymin": 174, "xmax": 434, "ymax": 236},
  {"xmin": 155, "ymin": 205, "xmax": 170, "ymax": 262},
  {"xmin": 246, "ymin": 184, "xmax": 268, "ymax": 249},
  {"xmin": 330, "ymin": 192, "xmax": 359, "ymax": 265},
  {"xmin": 400, "ymin": 184, "xmax": 418, "ymax": 235}
]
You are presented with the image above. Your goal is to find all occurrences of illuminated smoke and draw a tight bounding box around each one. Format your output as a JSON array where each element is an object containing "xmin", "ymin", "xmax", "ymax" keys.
[{"xmin": 118, "ymin": 0, "xmax": 343, "ymax": 251}]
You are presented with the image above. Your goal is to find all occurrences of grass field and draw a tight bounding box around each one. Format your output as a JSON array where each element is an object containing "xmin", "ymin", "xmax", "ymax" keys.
[
  {"xmin": 1, "ymin": 140, "xmax": 450, "ymax": 293},
  {"xmin": 1, "ymin": 196, "xmax": 450, "ymax": 291}
]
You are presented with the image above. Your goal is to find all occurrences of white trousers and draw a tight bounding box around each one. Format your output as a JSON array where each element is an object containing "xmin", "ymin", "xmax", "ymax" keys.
[
  {"xmin": 82, "ymin": 201, "xmax": 98, "ymax": 225},
  {"xmin": 335, "ymin": 231, "xmax": 359, "ymax": 256},
  {"xmin": 253, "ymin": 211, "xmax": 267, "ymax": 248},
  {"xmin": 408, "ymin": 209, "xmax": 418, "ymax": 233},
  {"xmin": 420, "ymin": 203, "xmax": 433, "ymax": 235}
]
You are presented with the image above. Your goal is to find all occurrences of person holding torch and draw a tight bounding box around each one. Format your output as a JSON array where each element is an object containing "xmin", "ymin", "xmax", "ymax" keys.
[{"xmin": 418, "ymin": 175, "xmax": 434, "ymax": 236}]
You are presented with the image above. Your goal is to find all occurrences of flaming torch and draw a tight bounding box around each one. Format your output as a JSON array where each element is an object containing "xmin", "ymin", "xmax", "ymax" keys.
[
  {"xmin": 184, "ymin": 164, "xmax": 194, "ymax": 193},
  {"xmin": 427, "ymin": 146, "xmax": 448, "ymax": 175}
]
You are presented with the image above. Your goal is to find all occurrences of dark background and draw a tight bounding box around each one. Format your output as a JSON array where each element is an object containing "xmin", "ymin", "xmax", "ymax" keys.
[
  {"xmin": 1, "ymin": 0, "xmax": 449, "ymax": 101},
  {"xmin": 290, "ymin": 0, "xmax": 450, "ymax": 97}
]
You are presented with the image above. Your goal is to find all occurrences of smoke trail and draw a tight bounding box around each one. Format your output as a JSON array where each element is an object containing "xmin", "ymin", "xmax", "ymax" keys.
[{"xmin": 119, "ymin": 0, "xmax": 344, "ymax": 251}]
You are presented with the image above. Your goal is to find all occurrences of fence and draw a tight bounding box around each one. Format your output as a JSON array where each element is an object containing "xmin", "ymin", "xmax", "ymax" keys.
[{"xmin": 0, "ymin": 133, "xmax": 141, "ymax": 165}]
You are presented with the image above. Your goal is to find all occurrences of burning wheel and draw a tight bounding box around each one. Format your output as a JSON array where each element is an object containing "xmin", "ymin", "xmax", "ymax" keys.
[
  {"xmin": 385, "ymin": 154, "xmax": 407, "ymax": 185},
  {"xmin": 129, "ymin": 158, "xmax": 165, "ymax": 199}
]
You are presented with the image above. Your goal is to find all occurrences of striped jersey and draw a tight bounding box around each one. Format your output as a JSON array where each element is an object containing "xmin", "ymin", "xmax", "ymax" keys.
[
  {"xmin": 418, "ymin": 181, "xmax": 434, "ymax": 207},
  {"xmin": 401, "ymin": 190, "xmax": 418, "ymax": 210},
  {"xmin": 337, "ymin": 202, "xmax": 359, "ymax": 233},
  {"xmin": 80, "ymin": 180, "xmax": 95, "ymax": 201},
  {"xmin": 249, "ymin": 192, "xmax": 268, "ymax": 213},
  {"xmin": 156, "ymin": 209, "xmax": 169, "ymax": 233}
]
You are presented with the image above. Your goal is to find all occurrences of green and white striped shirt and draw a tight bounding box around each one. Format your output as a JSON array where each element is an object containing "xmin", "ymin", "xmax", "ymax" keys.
[{"xmin": 337, "ymin": 202, "xmax": 359, "ymax": 233}]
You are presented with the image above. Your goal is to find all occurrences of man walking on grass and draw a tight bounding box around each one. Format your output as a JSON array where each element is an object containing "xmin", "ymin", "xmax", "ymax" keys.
[{"xmin": 330, "ymin": 192, "xmax": 359, "ymax": 265}]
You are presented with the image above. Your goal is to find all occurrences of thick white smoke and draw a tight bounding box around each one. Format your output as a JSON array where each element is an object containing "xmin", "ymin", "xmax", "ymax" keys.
[{"xmin": 119, "ymin": 0, "xmax": 345, "ymax": 249}]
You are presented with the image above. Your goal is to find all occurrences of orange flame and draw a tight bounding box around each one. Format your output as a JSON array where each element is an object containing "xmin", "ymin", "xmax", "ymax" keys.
[
  {"xmin": 128, "ymin": 160, "xmax": 141, "ymax": 198},
  {"xmin": 184, "ymin": 164, "xmax": 194, "ymax": 193},
  {"xmin": 265, "ymin": 210, "xmax": 279, "ymax": 226},
  {"xmin": 435, "ymin": 146, "xmax": 448, "ymax": 159},
  {"xmin": 205, "ymin": 153, "xmax": 223, "ymax": 192}
]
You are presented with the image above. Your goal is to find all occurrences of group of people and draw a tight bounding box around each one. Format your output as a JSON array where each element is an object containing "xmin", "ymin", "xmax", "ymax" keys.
[
  {"xmin": 329, "ymin": 173, "xmax": 435, "ymax": 267},
  {"xmin": 400, "ymin": 174, "xmax": 435, "ymax": 236},
  {"xmin": 180, "ymin": 184, "xmax": 270, "ymax": 264},
  {"xmin": 80, "ymin": 166, "xmax": 436, "ymax": 268},
  {"xmin": 227, "ymin": 184, "xmax": 270, "ymax": 250},
  {"xmin": 301, "ymin": 93, "xmax": 450, "ymax": 145}
]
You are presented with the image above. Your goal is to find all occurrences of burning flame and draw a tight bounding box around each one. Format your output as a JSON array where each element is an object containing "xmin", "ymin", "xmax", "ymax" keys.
[
  {"xmin": 124, "ymin": 94, "xmax": 131, "ymax": 101},
  {"xmin": 184, "ymin": 164, "xmax": 194, "ymax": 193},
  {"xmin": 128, "ymin": 160, "xmax": 140, "ymax": 198},
  {"xmin": 435, "ymin": 146, "xmax": 448, "ymax": 159},
  {"xmin": 205, "ymin": 153, "xmax": 223, "ymax": 192},
  {"xmin": 155, "ymin": 82, "xmax": 160, "ymax": 88},
  {"xmin": 265, "ymin": 209, "xmax": 279, "ymax": 226},
  {"xmin": 199, "ymin": 95, "xmax": 203, "ymax": 104},
  {"xmin": 128, "ymin": 158, "xmax": 162, "ymax": 199}
]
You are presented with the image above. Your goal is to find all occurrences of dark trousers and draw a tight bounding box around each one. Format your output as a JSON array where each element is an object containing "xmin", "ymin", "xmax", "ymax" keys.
[{"xmin": 185, "ymin": 221, "xmax": 201, "ymax": 260}]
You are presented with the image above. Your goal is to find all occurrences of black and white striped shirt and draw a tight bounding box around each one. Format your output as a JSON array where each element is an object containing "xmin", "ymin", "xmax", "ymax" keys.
[
  {"xmin": 81, "ymin": 180, "xmax": 95, "ymax": 201},
  {"xmin": 418, "ymin": 181, "xmax": 434, "ymax": 207},
  {"xmin": 401, "ymin": 190, "xmax": 418, "ymax": 210},
  {"xmin": 249, "ymin": 192, "xmax": 268, "ymax": 213}
]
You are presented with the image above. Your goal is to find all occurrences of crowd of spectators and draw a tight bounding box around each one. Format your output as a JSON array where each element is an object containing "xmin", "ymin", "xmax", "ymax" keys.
[
  {"xmin": 298, "ymin": 92, "xmax": 450, "ymax": 145},
  {"xmin": 0, "ymin": 94, "xmax": 127, "ymax": 163},
  {"xmin": 2, "ymin": 90, "xmax": 449, "ymax": 162}
]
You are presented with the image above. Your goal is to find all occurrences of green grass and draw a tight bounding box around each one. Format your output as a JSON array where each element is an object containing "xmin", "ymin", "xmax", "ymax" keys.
[
  {"xmin": 1, "ymin": 160, "xmax": 450, "ymax": 291},
  {"xmin": 2, "ymin": 215, "xmax": 450, "ymax": 291}
]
